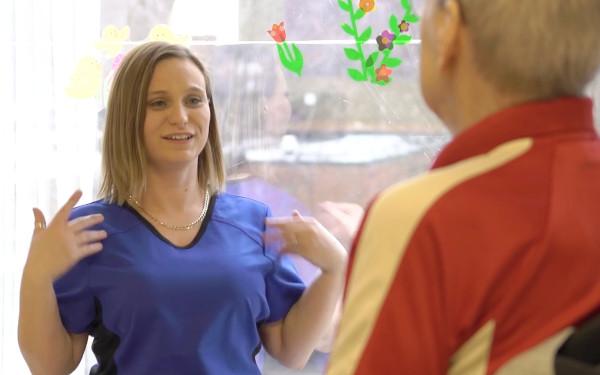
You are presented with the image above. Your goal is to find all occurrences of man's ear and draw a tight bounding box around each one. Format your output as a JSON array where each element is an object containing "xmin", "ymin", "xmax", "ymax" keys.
[{"xmin": 436, "ymin": 0, "xmax": 463, "ymax": 70}]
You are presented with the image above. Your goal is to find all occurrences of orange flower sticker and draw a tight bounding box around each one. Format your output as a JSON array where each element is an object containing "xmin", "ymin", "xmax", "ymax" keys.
[
  {"xmin": 376, "ymin": 64, "xmax": 392, "ymax": 82},
  {"xmin": 359, "ymin": 0, "xmax": 375, "ymax": 13},
  {"xmin": 267, "ymin": 22, "xmax": 286, "ymax": 43}
]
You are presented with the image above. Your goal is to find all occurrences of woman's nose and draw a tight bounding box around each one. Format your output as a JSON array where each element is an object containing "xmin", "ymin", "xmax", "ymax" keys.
[{"xmin": 168, "ymin": 103, "xmax": 188, "ymax": 126}]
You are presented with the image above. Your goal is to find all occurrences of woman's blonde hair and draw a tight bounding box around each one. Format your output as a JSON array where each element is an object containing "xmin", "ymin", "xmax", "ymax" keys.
[
  {"xmin": 450, "ymin": 0, "xmax": 600, "ymax": 98},
  {"xmin": 99, "ymin": 42, "xmax": 225, "ymax": 204}
]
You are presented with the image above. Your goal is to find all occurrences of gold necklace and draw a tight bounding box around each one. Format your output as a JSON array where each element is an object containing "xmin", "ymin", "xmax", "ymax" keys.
[{"xmin": 128, "ymin": 190, "xmax": 210, "ymax": 231}]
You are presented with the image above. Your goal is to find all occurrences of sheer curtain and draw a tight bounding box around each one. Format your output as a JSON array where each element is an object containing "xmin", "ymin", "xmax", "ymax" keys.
[{"xmin": 0, "ymin": 0, "xmax": 101, "ymax": 373}]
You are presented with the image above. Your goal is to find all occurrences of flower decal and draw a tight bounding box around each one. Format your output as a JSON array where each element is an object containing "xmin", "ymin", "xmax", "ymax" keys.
[
  {"xmin": 399, "ymin": 20, "xmax": 410, "ymax": 33},
  {"xmin": 359, "ymin": 0, "xmax": 375, "ymax": 13},
  {"xmin": 267, "ymin": 22, "xmax": 286, "ymax": 43},
  {"xmin": 375, "ymin": 64, "xmax": 392, "ymax": 82},
  {"xmin": 376, "ymin": 30, "xmax": 396, "ymax": 51},
  {"xmin": 268, "ymin": 21, "xmax": 304, "ymax": 76},
  {"xmin": 339, "ymin": 0, "xmax": 419, "ymax": 85}
]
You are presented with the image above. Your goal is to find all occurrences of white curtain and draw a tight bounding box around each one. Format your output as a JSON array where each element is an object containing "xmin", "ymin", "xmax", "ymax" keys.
[{"xmin": 0, "ymin": 0, "xmax": 101, "ymax": 373}]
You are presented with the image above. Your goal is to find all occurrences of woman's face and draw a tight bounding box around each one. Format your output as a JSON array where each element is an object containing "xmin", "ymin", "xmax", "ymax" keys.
[
  {"xmin": 143, "ymin": 57, "xmax": 211, "ymax": 170},
  {"xmin": 263, "ymin": 68, "xmax": 292, "ymax": 137}
]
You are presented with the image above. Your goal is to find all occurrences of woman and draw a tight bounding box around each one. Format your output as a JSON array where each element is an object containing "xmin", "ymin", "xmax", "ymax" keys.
[{"xmin": 18, "ymin": 41, "xmax": 347, "ymax": 375}]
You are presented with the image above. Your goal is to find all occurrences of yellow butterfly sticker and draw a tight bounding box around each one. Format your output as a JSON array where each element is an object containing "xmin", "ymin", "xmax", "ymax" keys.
[
  {"xmin": 65, "ymin": 56, "xmax": 102, "ymax": 99},
  {"xmin": 147, "ymin": 24, "xmax": 191, "ymax": 45},
  {"xmin": 96, "ymin": 25, "xmax": 130, "ymax": 57}
]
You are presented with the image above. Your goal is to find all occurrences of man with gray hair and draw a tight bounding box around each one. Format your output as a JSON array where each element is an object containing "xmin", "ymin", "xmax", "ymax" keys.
[{"xmin": 327, "ymin": 0, "xmax": 600, "ymax": 374}]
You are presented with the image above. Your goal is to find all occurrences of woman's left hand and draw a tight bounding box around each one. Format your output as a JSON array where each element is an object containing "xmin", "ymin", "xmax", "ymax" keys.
[{"xmin": 266, "ymin": 211, "xmax": 348, "ymax": 274}]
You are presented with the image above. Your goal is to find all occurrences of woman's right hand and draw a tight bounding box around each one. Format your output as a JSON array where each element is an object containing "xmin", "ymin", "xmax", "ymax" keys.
[{"xmin": 25, "ymin": 190, "xmax": 107, "ymax": 282}]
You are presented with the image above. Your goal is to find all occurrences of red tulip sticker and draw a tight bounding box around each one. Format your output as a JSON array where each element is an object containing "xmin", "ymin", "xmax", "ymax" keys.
[
  {"xmin": 267, "ymin": 22, "xmax": 286, "ymax": 43},
  {"xmin": 268, "ymin": 21, "xmax": 304, "ymax": 76}
]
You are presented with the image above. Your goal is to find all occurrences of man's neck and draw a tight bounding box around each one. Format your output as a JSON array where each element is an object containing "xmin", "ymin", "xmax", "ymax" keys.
[{"xmin": 443, "ymin": 70, "xmax": 537, "ymax": 135}]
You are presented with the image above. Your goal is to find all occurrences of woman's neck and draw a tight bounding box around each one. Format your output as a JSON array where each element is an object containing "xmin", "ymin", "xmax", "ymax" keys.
[{"xmin": 138, "ymin": 165, "xmax": 206, "ymax": 217}]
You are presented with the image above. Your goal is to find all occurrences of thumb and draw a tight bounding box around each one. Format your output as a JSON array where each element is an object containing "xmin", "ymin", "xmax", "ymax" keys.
[
  {"xmin": 32, "ymin": 208, "xmax": 47, "ymax": 235},
  {"xmin": 292, "ymin": 210, "xmax": 302, "ymax": 219}
]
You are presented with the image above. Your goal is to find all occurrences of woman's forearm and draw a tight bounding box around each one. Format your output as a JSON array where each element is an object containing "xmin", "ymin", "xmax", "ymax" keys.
[
  {"xmin": 263, "ymin": 213, "xmax": 349, "ymax": 368},
  {"xmin": 279, "ymin": 268, "xmax": 346, "ymax": 368},
  {"xmin": 18, "ymin": 266, "xmax": 81, "ymax": 375}
]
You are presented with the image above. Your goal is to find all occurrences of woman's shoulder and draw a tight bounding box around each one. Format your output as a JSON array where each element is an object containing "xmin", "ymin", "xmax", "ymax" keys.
[
  {"xmin": 70, "ymin": 200, "xmax": 138, "ymax": 234},
  {"xmin": 214, "ymin": 192, "xmax": 270, "ymax": 215},
  {"xmin": 211, "ymin": 193, "xmax": 271, "ymax": 243}
]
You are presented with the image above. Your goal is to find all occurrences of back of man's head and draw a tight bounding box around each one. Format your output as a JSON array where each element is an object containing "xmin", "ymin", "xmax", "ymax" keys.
[{"xmin": 458, "ymin": 0, "xmax": 600, "ymax": 98}]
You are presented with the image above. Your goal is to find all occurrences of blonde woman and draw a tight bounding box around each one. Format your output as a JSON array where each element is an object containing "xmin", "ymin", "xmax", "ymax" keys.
[{"xmin": 18, "ymin": 42, "xmax": 347, "ymax": 375}]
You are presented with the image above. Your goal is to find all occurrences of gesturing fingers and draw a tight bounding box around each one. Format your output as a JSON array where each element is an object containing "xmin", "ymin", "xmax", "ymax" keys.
[
  {"xmin": 266, "ymin": 216, "xmax": 314, "ymax": 255},
  {"xmin": 279, "ymin": 232, "xmax": 299, "ymax": 254},
  {"xmin": 75, "ymin": 229, "xmax": 108, "ymax": 247},
  {"xmin": 265, "ymin": 221, "xmax": 301, "ymax": 254},
  {"xmin": 71, "ymin": 229, "xmax": 107, "ymax": 259},
  {"xmin": 55, "ymin": 190, "xmax": 83, "ymax": 223},
  {"xmin": 79, "ymin": 242, "xmax": 104, "ymax": 257},
  {"xmin": 265, "ymin": 214, "xmax": 309, "ymax": 230},
  {"xmin": 68, "ymin": 214, "xmax": 105, "ymax": 232},
  {"xmin": 264, "ymin": 226, "xmax": 296, "ymax": 253}
]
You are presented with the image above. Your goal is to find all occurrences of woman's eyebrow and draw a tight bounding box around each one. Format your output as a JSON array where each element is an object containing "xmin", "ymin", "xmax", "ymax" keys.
[
  {"xmin": 148, "ymin": 89, "xmax": 168, "ymax": 96},
  {"xmin": 147, "ymin": 86, "xmax": 206, "ymax": 96},
  {"xmin": 187, "ymin": 85, "xmax": 206, "ymax": 93}
]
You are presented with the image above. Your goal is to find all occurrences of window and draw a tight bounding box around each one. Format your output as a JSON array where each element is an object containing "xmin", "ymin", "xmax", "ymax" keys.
[{"xmin": 2, "ymin": 1, "xmax": 600, "ymax": 374}]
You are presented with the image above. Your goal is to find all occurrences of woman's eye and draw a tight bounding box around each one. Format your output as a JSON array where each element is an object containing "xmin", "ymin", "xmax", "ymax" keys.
[
  {"xmin": 149, "ymin": 100, "xmax": 167, "ymax": 108},
  {"xmin": 187, "ymin": 96, "xmax": 207, "ymax": 106}
]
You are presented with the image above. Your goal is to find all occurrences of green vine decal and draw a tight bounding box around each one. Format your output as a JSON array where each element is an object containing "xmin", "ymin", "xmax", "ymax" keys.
[
  {"xmin": 339, "ymin": 0, "xmax": 420, "ymax": 85},
  {"xmin": 339, "ymin": 0, "xmax": 371, "ymax": 82},
  {"xmin": 399, "ymin": 0, "xmax": 420, "ymax": 23}
]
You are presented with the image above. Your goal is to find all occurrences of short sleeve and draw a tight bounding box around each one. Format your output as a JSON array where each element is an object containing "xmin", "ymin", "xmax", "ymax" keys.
[
  {"xmin": 53, "ymin": 258, "xmax": 96, "ymax": 333},
  {"xmin": 263, "ymin": 207, "xmax": 305, "ymax": 323},
  {"xmin": 264, "ymin": 253, "xmax": 306, "ymax": 323},
  {"xmin": 52, "ymin": 204, "xmax": 106, "ymax": 333}
]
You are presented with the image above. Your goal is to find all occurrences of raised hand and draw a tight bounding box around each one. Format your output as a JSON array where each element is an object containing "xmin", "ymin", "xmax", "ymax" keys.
[
  {"xmin": 316, "ymin": 201, "xmax": 364, "ymax": 248},
  {"xmin": 25, "ymin": 190, "xmax": 107, "ymax": 282},
  {"xmin": 266, "ymin": 211, "xmax": 347, "ymax": 274}
]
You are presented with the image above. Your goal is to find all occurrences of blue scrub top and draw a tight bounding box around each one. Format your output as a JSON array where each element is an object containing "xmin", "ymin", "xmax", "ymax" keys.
[{"xmin": 54, "ymin": 193, "xmax": 305, "ymax": 375}]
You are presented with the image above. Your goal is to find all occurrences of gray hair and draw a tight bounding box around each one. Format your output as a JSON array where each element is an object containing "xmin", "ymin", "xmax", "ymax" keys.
[{"xmin": 451, "ymin": 0, "xmax": 600, "ymax": 97}]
